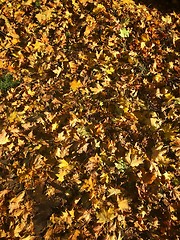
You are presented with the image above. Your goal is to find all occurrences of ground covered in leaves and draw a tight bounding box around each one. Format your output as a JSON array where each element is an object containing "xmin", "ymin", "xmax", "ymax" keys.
[{"xmin": 0, "ymin": 0, "xmax": 179, "ymax": 239}]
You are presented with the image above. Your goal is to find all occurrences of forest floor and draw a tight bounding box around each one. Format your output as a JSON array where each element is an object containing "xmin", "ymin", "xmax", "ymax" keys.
[{"xmin": 0, "ymin": 0, "xmax": 179, "ymax": 239}]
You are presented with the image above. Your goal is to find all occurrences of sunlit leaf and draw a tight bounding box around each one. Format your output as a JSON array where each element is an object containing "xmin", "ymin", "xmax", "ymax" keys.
[
  {"xmin": 119, "ymin": 28, "xmax": 130, "ymax": 38},
  {"xmin": 0, "ymin": 130, "xmax": 9, "ymax": 145},
  {"xmin": 117, "ymin": 197, "xmax": 129, "ymax": 212},
  {"xmin": 96, "ymin": 207, "xmax": 116, "ymax": 224},
  {"xmin": 70, "ymin": 79, "xmax": 82, "ymax": 91}
]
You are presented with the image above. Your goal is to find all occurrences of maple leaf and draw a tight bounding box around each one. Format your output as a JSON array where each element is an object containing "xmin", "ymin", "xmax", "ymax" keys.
[
  {"xmin": 117, "ymin": 196, "xmax": 130, "ymax": 212},
  {"xmin": 90, "ymin": 82, "xmax": 104, "ymax": 94},
  {"xmin": 125, "ymin": 148, "xmax": 144, "ymax": 167},
  {"xmin": 96, "ymin": 207, "xmax": 116, "ymax": 224},
  {"xmin": 56, "ymin": 170, "xmax": 68, "ymax": 183},
  {"xmin": 0, "ymin": 129, "xmax": 9, "ymax": 145},
  {"xmin": 56, "ymin": 159, "xmax": 73, "ymax": 182},
  {"xmin": 35, "ymin": 8, "xmax": 53, "ymax": 23},
  {"xmin": 119, "ymin": 28, "xmax": 130, "ymax": 38},
  {"xmin": 70, "ymin": 79, "xmax": 82, "ymax": 91}
]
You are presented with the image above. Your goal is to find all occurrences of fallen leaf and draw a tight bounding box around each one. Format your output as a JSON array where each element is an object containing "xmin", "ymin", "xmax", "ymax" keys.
[
  {"xmin": 117, "ymin": 197, "xmax": 129, "ymax": 212},
  {"xmin": 0, "ymin": 130, "xmax": 9, "ymax": 145},
  {"xmin": 70, "ymin": 79, "xmax": 82, "ymax": 91}
]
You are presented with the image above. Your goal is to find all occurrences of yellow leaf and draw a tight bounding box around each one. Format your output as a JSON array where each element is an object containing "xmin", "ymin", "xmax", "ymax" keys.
[
  {"xmin": 35, "ymin": 9, "xmax": 53, "ymax": 23},
  {"xmin": 162, "ymin": 15, "xmax": 172, "ymax": 24},
  {"xmin": 0, "ymin": 130, "xmax": 9, "ymax": 145},
  {"xmin": 141, "ymin": 33, "xmax": 149, "ymax": 42},
  {"xmin": 120, "ymin": 0, "xmax": 134, "ymax": 5},
  {"xmin": 70, "ymin": 79, "xmax": 82, "ymax": 91},
  {"xmin": 108, "ymin": 187, "xmax": 121, "ymax": 197},
  {"xmin": 96, "ymin": 207, "xmax": 116, "ymax": 224},
  {"xmin": 153, "ymin": 73, "xmax": 162, "ymax": 82},
  {"xmin": 117, "ymin": 197, "xmax": 129, "ymax": 212},
  {"xmin": 84, "ymin": 15, "xmax": 96, "ymax": 37},
  {"xmin": 90, "ymin": 83, "xmax": 104, "ymax": 94},
  {"xmin": 141, "ymin": 41, "xmax": 146, "ymax": 49},
  {"xmin": 53, "ymin": 67, "xmax": 62, "ymax": 77},
  {"xmin": 34, "ymin": 41, "xmax": 44, "ymax": 51},
  {"xmin": 52, "ymin": 122, "xmax": 58, "ymax": 131},
  {"xmin": 125, "ymin": 148, "xmax": 144, "ymax": 167},
  {"xmin": 56, "ymin": 170, "xmax": 68, "ymax": 182},
  {"xmin": 105, "ymin": 67, "xmax": 114, "ymax": 75},
  {"xmin": 59, "ymin": 159, "xmax": 69, "ymax": 169},
  {"xmin": 93, "ymin": 4, "xmax": 106, "ymax": 13}
]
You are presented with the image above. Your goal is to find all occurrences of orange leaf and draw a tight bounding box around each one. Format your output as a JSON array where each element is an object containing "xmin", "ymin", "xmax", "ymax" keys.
[{"xmin": 70, "ymin": 80, "xmax": 82, "ymax": 91}]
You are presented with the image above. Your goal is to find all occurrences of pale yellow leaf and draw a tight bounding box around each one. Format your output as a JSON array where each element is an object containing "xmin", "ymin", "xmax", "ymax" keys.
[
  {"xmin": 96, "ymin": 207, "xmax": 116, "ymax": 224},
  {"xmin": 117, "ymin": 197, "xmax": 129, "ymax": 212},
  {"xmin": 90, "ymin": 83, "xmax": 104, "ymax": 94},
  {"xmin": 162, "ymin": 15, "xmax": 172, "ymax": 24},
  {"xmin": 53, "ymin": 67, "xmax": 62, "ymax": 77},
  {"xmin": 0, "ymin": 130, "xmax": 9, "ymax": 145},
  {"xmin": 108, "ymin": 187, "xmax": 121, "ymax": 197}
]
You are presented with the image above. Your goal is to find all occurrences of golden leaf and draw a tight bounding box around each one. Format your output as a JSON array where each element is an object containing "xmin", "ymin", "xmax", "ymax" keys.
[
  {"xmin": 162, "ymin": 15, "xmax": 172, "ymax": 24},
  {"xmin": 34, "ymin": 41, "xmax": 44, "ymax": 51},
  {"xmin": 105, "ymin": 67, "xmax": 115, "ymax": 75},
  {"xmin": 53, "ymin": 67, "xmax": 62, "ymax": 77},
  {"xmin": 56, "ymin": 170, "xmax": 68, "ymax": 182},
  {"xmin": 108, "ymin": 187, "xmax": 121, "ymax": 197},
  {"xmin": 90, "ymin": 82, "xmax": 104, "ymax": 94},
  {"xmin": 153, "ymin": 73, "xmax": 162, "ymax": 82},
  {"xmin": 93, "ymin": 4, "xmax": 106, "ymax": 13},
  {"xmin": 117, "ymin": 197, "xmax": 129, "ymax": 212},
  {"xmin": 141, "ymin": 33, "xmax": 150, "ymax": 42},
  {"xmin": 59, "ymin": 159, "xmax": 69, "ymax": 169},
  {"xmin": 9, "ymin": 191, "xmax": 25, "ymax": 213},
  {"xmin": 70, "ymin": 79, "xmax": 82, "ymax": 91},
  {"xmin": 0, "ymin": 130, "xmax": 9, "ymax": 145},
  {"xmin": 125, "ymin": 148, "xmax": 144, "ymax": 167},
  {"xmin": 70, "ymin": 230, "xmax": 80, "ymax": 240},
  {"xmin": 36, "ymin": 9, "xmax": 53, "ymax": 24},
  {"xmin": 52, "ymin": 122, "xmax": 58, "ymax": 131},
  {"xmin": 96, "ymin": 207, "xmax": 116, "ymax": 224},
  {"xmin": 84, "ymin": 15, "xmax": 96, "ymax": 37}
]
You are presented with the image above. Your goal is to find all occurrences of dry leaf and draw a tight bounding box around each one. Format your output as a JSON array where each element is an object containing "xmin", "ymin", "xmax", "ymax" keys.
[
  {"xmin": 0, "ymin": 130, "xmax": 9, "ymax": 145},
  {"xmin": 117, "ymin": 197, "xmax": 129, "ymax": 212},
  {"xmin": 125, "ymin": 148, "xmax": 144, "ymax": 167},
  {"xmin": 9, "ymin": 191, "xmax": 25, "ymax": 213},
  {"xmin": 70, "ymin": 79, "xmax": 82, "ymax": 91}
]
